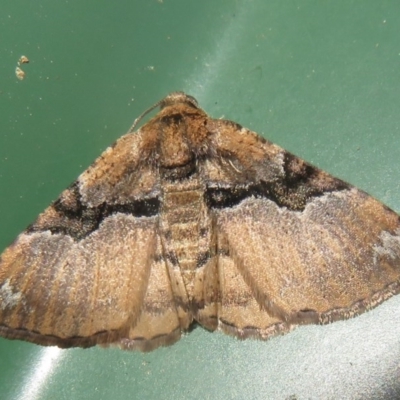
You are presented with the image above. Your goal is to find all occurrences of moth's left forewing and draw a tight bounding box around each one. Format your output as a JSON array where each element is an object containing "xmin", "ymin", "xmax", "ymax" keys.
[
  {"xmin": 0, "ymin": 128, "xmax": 162, "ymax": 348},
  {"xmin": 205, "ymin": 119, "xmax": 400, "ymax": 336},
  {"xmin": 0, "ymin": 214, "xmax": 157, "ymax": 347},
  {"xmin": 78, "ymin": 127, "xmax": 160, "ymax": 206}
]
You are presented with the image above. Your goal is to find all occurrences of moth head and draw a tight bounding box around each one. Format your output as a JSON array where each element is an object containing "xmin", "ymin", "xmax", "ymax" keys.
[
  {"xmin": 159, "ymin": 92, "xmax": 199, "ymax": 109},
  {"xmin": 129, "ymin": 92, "xmax": 199, "ymax": 133}
]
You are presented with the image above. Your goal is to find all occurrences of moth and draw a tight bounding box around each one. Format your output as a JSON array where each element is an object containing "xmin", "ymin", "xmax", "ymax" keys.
[{"xmin": 0, "ymin": 92, "xmax": 399, "ymax": 352}]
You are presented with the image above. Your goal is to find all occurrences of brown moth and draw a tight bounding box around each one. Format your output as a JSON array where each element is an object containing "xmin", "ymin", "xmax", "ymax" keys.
[{"xmin": 0, "ymin": 92, "xmax": 399, "ymax": 352}]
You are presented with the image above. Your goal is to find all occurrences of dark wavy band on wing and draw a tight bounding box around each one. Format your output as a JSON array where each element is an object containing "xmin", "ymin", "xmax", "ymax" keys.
[
  {"xmin": 206, "ymin": 153, "xmax": 350, "ymax": 211},
  {"xmin": 27, "ymin": 182, "xmax": 160, "ymax": 241}
]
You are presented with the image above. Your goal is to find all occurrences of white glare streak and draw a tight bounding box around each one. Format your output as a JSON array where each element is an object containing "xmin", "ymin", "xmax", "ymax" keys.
[
  {"xmin": 16, "ymin": 347, "xmax": 65, "ymax": 400},
  {"xmin": 185, "ymin": 3, "xmax": 249, "ymax": 100}
]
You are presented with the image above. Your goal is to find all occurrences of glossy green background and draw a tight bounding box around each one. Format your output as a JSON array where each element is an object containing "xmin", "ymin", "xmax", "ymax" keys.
[{"xmin": 1, "ymin": 1, "xmax": 400, "ymax": 399}]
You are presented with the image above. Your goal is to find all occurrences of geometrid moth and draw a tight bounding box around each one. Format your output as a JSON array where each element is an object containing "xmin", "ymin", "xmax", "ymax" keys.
[{"xmin": 0, "ymin": 92, "xmax": 399, "ymax": 351}]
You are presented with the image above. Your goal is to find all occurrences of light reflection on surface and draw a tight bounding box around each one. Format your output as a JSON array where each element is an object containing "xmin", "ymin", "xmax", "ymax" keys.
[
  {"xmin": 15, "ymin": 347, "xmax": 65, "ymax": 400},
  {"xmin": 185, "ymin": 3, "xmax": 249, "ymax": 99}
]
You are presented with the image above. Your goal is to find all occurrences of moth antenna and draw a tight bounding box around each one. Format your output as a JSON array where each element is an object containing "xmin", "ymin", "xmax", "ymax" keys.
[
  {"xmin": 128, "ymin": 92, "xmax": 199, "ymax": 133},
  {"xmin": 128, "ymin": 98, "xmax": 165, "ymax": 133}
]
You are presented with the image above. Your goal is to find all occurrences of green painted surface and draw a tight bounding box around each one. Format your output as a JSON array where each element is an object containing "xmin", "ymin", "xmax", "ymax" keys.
[{"xmin": 0, "ymin": 1, "xmax": 400, "ymax": 399}]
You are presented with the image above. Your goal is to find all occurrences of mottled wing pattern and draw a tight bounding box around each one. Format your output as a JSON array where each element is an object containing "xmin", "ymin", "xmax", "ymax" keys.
[
  {"xmin": 215, "ymin": 229, "xmax": 293, "ymax": 339},
  {"xmin": 119, "ymin": 234, "xmax": 183, "ymax": 352},
  {"xmin": 205, "ymin": 119, "xmax": 400, "ymax": 339},
  {"xmin": 1, "ymin": 92, "xmax": 400, "ymax": 351},
  {"xmin": 0, "ymin": 211, "xmax": 158, "ymax": 348},
  {"xmin": 0, "ymin": 130, "xmax": 178, "ymax": 349}
]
